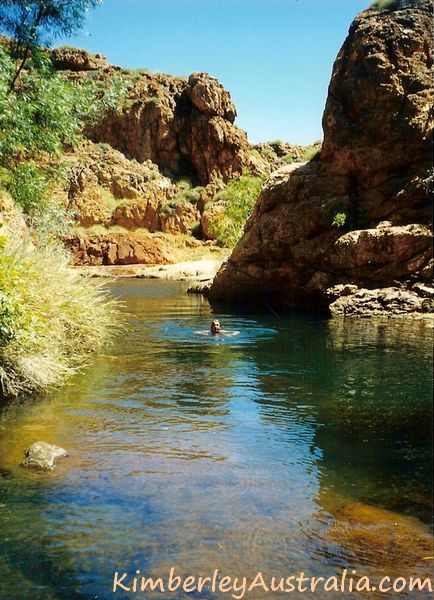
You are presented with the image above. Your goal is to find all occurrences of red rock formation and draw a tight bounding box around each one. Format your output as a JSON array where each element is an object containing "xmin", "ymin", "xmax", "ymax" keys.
[
  {"xmin": 51, "ymin": 47, "xmax": 107, "ymax": 71},
  {"xmin": 64, "ymin": 232, "xmax": 174, "ymax": 266},
  {"xmin": 85, "ymin": 71, "xmax": 251, "ymax": 185},
  {"xmin": 209, "ymin": 0, "xmax": 433, "ymax": 316}
]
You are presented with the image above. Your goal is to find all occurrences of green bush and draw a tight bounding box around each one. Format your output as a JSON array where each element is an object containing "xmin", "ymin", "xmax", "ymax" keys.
[
  {"xmin": 300, "ymin": 146, "xmax": 321, "ymax": 162},
  {"xmin": 209, "ymin": 173, "xmax": 266, "ymax": 247},
  {"xmin": 174, "ymin": 185, "xmax": 205, "ymax": 205},
  {"xmin": 7, "ymin": 162, "xmax": 49, "ymax": 213},
  {"xmin": 0, "ymin": 221, "xmax": 119, "ymax": 397},
  {"xmin": 332, "ymin": 212, "xmax": 347, "ymax": 228},
  {"xmin": 0, "ymin": 49, "xmax": 98, "ymax": 166}
]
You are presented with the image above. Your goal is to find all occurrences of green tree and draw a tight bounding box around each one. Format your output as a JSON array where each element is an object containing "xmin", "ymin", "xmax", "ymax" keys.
[
  {"xmin": 0, "ymin": 0, "xmax": 101, "ymax": 90},
  {"xmin": 209, "ymin": 173, "xmax": 265, "ymax": 247}
]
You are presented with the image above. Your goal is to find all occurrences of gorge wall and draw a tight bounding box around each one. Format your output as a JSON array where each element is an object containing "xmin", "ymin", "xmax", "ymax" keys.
[
  {"xmin": 209, "ymin": 0, "xmax": 433, "ymax": 316},
  {"xmin": 54, "ymin": 50, "xmax": 252, "ymax": 186},
  {"xmin": 49, "ymin": 52, "xmax": 264, "ymax": 265}
]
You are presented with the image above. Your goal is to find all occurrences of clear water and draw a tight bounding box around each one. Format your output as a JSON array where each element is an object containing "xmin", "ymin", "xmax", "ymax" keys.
[{"xmin": 0, "ymin": 280, "xmax": 432, "ymax": 600}]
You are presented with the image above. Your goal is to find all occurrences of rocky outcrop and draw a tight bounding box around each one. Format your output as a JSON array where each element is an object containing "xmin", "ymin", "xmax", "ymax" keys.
[
  {"xmin": 327, "ymin": 284, "xmax": 434, "ymax": 317},
  {"xmin": 61, "ymin": 141, "xmax": 174, "ymax": 229},
  {"xmin": 82, "ymin": 69, "xmax": 251, "ymax": 185},
  {"xmin": 64, "ymin": 232, "xmax": 175, "ymax": 266},
  {"xmin": 209, "ymin": 0, "xmax": 433, "ymax": 316},
  {"xmin": 51, "ymin": 46, "xmax": 107, "ymax": 71}
]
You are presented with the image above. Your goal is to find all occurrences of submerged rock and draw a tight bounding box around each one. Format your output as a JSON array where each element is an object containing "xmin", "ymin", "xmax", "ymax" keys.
[
  {"xmin": 23, "ymin": 442, "xmax": 68, "ymax": 471},
  {"xmin": 309, "ymin": 492, "xmax": 434, "ymax": 571}
]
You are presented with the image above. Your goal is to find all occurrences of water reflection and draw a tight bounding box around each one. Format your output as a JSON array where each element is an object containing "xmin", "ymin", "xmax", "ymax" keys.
[{"xmin": 0, "ymin": 280, "xmax": 432, "ymax": 599}]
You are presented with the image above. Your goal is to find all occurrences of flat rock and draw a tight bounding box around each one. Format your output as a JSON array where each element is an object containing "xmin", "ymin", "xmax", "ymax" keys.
[{"xmin": 328, "ymin": 286, "xmax": 424, "ymax": 317}]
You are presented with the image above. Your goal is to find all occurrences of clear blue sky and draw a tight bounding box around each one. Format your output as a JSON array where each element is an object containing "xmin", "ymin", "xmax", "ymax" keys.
[{"xmin": 62, "ymin": 0, "xmax": 369, "ymax": 145}]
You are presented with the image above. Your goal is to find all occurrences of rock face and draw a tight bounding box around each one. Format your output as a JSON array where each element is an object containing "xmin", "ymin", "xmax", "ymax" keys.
[
  {"xmin": 85, "ymin": 71, "xmax": 251, "ymax": 185},
  {"xmin": 51, "ymin": 57, "xmax": 254, "ymax": 265},
  {"xmin": 61, "ymin": 141, "xmax": 174, "ymax": 229},
  {"xmin": 51, "ymin": 46, "xmax": 107, "ymax": 71},
  {"xmin": 209, "ymin": 1, "xmax": 433, "ymax": 316},
  {"xmin": 23, "ymin": 441, "xmax": 68, "ymax": 471},
  {"xmin": 64, "ymin": 232, "xmax": 175, "ymax": 266}
]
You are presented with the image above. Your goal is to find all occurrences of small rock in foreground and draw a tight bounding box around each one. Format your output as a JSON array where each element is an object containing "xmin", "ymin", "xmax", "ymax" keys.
[{"xmin": 22, "ymin": 441, "xmax": 68, "ymax": 471}]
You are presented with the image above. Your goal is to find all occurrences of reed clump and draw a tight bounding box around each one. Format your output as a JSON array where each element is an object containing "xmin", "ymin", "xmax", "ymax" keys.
[{"xmin": 0, "ymin": 215, "xmax": 119, "ymax": 398}]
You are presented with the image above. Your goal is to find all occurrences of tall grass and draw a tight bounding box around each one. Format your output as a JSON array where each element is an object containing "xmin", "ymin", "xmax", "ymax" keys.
[{"xmin": 0, "ymin": 220, "xmax": 120, "ymax": 398}]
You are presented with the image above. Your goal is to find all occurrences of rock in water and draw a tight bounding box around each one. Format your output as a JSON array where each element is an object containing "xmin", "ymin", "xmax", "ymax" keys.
[
  {"xmin": 209, "ymin": 1, "xmax": 433, "ymax": 316},
  {"xmin": 22, "ymin": 442, "xmax": 68, "ymax": 471}
]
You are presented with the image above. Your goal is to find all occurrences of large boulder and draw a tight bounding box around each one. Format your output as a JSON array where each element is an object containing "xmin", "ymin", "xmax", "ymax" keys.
[
  {"xmin": 209, "ymin": 0, "xmax": 433, "ymax": 315},
  {"xmin": 51, "ymin": 47, "xmax": 107, "ymax": 71}
]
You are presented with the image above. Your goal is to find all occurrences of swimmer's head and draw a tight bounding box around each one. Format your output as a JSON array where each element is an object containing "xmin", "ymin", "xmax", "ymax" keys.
[{"xmin": 210, "ymin": 319, "xmax": 222, "ymax": 334}]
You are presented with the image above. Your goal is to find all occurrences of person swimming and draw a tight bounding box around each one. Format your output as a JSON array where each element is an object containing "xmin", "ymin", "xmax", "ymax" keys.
[
  {"xmin": 195, "ymin": 320, "xmax": 239, "ymax": 337},
  {"xmin": 210, "ymin": 319, "xmax": 222, "ymax": 334}
]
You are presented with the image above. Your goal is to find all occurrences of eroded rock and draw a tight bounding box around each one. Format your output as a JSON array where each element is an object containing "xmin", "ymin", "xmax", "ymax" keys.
[
  {"xmin": 209, "ymin": 1, "xmax": 433, "ymax": 315},
  {"xmin": 84, "ymin": 71, "xmax": 251, "ymax": 185}
]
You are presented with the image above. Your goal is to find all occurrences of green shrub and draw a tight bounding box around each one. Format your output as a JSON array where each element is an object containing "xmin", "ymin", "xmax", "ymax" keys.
[
  {"xmin": 174, "ymin": 185, "xmax": 205, "ymax": 205},
  {"xmin": 7, "ymin": 162, "xmax": 49, "ymax": 213},
  {"xmin": 332, "ymin": 212, "xmax": 347, "ymax": 228},
  {"xmin": 300, "ymin": 146, "xmax": 321, "ymax": 162},
  {"xmin": 0, "ymin": 49, "xmax": 98, "ymax": 165},
  {"xmin": 0, "ymin": 222, "xmax": 119, "ymax": 398},
  {"xmin": 209, "ymin": 173, "xmax": 266, "ymax": 247},
  {"xmin": 145, "ymin": 96, "xmax": 161, "ymax": 107}
]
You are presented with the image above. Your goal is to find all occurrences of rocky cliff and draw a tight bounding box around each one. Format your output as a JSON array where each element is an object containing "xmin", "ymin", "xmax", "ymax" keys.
[
  {"xmin": 57, "ymin": 53, "xmax": 253, "ymax": 186},
  {"xmin": 46, "ymin": 49, "xmax": 265, "ymax": 264},
  {"xmin": 209, "ymin": 0, "xmax": 433, "ymax": 316}
]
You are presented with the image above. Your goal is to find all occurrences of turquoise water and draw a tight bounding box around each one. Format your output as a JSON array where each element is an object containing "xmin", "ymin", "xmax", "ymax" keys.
[{"xmin": 0, "ymin": 280, "xmax": 432, "ymax": 599}]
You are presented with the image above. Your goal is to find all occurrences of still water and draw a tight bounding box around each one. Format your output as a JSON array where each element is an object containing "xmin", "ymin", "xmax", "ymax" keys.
[{"xmin": 0, "ymin": 280, "xmax": 432, "ymax": 600}]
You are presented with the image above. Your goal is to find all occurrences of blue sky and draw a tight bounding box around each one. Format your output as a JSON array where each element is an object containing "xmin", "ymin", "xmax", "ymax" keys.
[{"xmin": 62, "ymin": 0, "xmax": 369, "ymax": 144}]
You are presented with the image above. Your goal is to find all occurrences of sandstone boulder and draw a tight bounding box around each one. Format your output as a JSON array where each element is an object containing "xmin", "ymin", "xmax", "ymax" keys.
[
  {"xmin": 51, "ymin": 47, "xmax": 107, "ymax": 71},
  {"xmin": 327, "ymin": 286, "xmax": 423, "ymax": 317},
  {"xmin": 160, "ymin": 202, "xmax": 200, "ymax": 235}
]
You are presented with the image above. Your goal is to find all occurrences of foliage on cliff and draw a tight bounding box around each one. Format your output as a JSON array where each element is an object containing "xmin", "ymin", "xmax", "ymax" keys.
[{"xmin": 208, "ymin": 174, "xmax": 266, "ymax": 247}]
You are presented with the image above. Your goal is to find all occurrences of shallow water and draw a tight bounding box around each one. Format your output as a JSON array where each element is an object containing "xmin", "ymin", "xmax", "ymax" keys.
[{"xmin": 0, "ymin": 280, "xmax": 432, "ymax": 599}]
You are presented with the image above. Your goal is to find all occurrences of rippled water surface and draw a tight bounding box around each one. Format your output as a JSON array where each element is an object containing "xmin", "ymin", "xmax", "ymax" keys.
[{"xmin": 0, "ymin": 280, "xmax": 433, "ymax": 599}]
